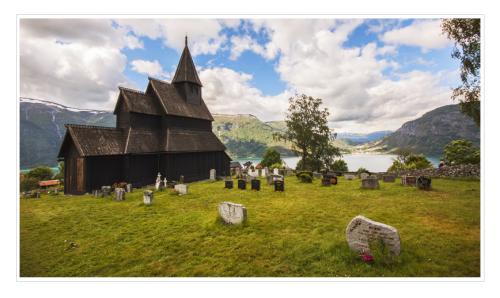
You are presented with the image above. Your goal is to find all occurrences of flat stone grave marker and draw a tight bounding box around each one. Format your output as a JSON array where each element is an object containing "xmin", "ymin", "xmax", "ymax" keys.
[
  {"xmin": 210, "ymin": 169, "xmax": 216, "ymax": 181},
  {"xmin": 143, "ymin": 190, "xmax": 153, "ymax": 205},
  {"xmin": 115, "ymin": 188, "xmax": 126, "ymax": 201},
  {"xmin": 361, "ymin": 177, "xmax": 379, "ymax": 189},
  {"xmin": 274, "ymin": 180, "xmax": 284, "ymax": 191},
  {"xmin": 238, "ymin": 179, "xmax": 246, "ymax": 190},
  {"xmin": 218, "ymin": 202, "xmax": 247, "ymax": 224},
  {"xmin": 346, "ymin": 215, "xmax": 401, "ymax": 256},
  {"xmin": 93, "ymin": 190, "xmax": 102, "ymax": 197},
  {"xmin": 416, "ymin": 176, "xmax": 432, "ymax": 190},
  {"xmin": 382, "ymin": 175, "xmax": 396, "ymax": 183},
  {"xmin": 126, "ymin": 184, "xmax": 133, "ymax": 192},
  {"xmin": 251, "ymin": 179, "xmax": 260, "ymax": 191},
  {"xmin": 174, "ymin": 184, "xmax": 188, "ymax": 195},
  {"xmin": 401, "ymin": 175, "xmax": 417, "ymax": 186},
  {"xmin": 225, "ymin": 180, "xmax": 233, "ymax": 189}
]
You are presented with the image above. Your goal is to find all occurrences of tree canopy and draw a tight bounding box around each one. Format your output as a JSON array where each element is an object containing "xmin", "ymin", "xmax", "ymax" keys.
[
  {"xmin": 443, "ymin": 139, "xmax": 480, "ymax": 165},
  {"xmin": 274, "ymin": 94, "xmax": 340, "ymax": 171},
  {"xmin": 441, "ymin": 18, "xmax": 481, "ymax": 126},
  {"xmin": 260, "ymin": 148, "xmax": 282, "ymax": 168},
  {"xmin": 388, "ymin": 150, "xmax": 433, "ymax": 172}
]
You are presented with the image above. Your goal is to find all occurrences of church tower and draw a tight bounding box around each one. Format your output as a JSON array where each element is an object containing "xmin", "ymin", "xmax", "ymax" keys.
[{"xmin": 172, "ymin": 36, "xmax": 203, "ymax": 105}]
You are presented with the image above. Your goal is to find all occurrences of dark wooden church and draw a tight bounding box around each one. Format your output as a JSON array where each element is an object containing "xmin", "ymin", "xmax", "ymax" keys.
[{"xmin": 58, "ymin": 37, "xmax": 230, "ymax": 194}]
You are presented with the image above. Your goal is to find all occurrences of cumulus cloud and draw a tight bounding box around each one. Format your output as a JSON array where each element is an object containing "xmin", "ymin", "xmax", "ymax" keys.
[
  {"xmin": 199, "ymin": 67, "xmax": 290, "ymax": 120},
  {"xmin": 130, "ymin": 59, "xmax": 167, "ymax": 78},
  {"xmin": 381, "ymin": 19, "xmax": 451, "ymax": 52},
  {"xmin": 20, "ymin": 19, "xmax": 138, "ymax": 110},
  {"xmin": 115, "ymin": 19, "xmax": 232, "ymax": 56}
]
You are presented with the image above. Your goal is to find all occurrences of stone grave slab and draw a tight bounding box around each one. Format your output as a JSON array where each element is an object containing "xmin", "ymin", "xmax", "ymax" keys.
[
  {"xmin": 346, "ymin": 215, "xmax": 401, "ymax": 256},
  {"xmin": 218, "ymin": 202, "xmax": 247, "ymax": 224}
]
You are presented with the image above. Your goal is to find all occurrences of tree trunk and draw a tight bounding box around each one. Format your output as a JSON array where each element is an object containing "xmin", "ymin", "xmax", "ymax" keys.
[{"xmin": 301, "ymin": 150, "xmax": 307, "ymax": 170}]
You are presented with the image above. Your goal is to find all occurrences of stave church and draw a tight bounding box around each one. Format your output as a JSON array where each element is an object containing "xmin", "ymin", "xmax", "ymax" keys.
[{"xmin": 58, "ymin": 37, "xmax": 231, "ymax": 194}]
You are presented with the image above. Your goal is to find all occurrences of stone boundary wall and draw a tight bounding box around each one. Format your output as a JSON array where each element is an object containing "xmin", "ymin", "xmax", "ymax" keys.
[{"xmin": 388, "ymin": 164, "xmax": 480, "ymax": 178}]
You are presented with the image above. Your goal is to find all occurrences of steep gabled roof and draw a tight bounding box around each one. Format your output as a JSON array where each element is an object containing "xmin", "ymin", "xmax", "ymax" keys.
[
  {"xmin": 114, "ymin": 87, "xmax": 162, "ymax": 116},
  {"xmin": 123, "ymin": 128, "xmax": 162, "ymax": 154},
  {"xmin": 148, "ymin": 77, "xmax": 214, "ymax": 121},
  {"xmin": 58, "ymin": 124, "xmax": 126, "ymax": 157},
  {"xmin": 171, "ymin": 38, "xmax": 202, "ymax": 86}
]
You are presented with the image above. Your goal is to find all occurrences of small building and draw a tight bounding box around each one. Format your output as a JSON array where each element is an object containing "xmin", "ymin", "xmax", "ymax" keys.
[
  {"xmin": 38, "ymin": 180, "xmax": 61, "ymax": 188},
  {"xmin": 230, "ymin": 161, "xmax": 242, "ymax": 170},
  {"xmin": 58, "ymin": 37, "xmax": 230, "ymax": 194}
]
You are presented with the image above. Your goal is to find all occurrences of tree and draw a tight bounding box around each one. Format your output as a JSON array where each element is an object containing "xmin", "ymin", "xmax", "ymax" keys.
[
  {"xmin": 275, "ymin": 94, "xmax": 341, "ymax": 171},
  {"xmin": 260, "ymin": 148, "xmax": 282, "ymax": 167},
  {"xmin": 388, "ymin": 151, "xmax": 433, "ymax": 171},
  {"xmin": 54, "ymin": 161, "xmax": 65, "ymax": 181},
  {"xmin": 25, "ymin": 166, "xmax": 54, "ymax": 181},
  {"xmin": 331, "ymin": 159, "xmax": 348, "ymax": 172},
  {"xmin": 441, "ymin": 18, "xmax": 481, "ymax": 126},
  {"xmin": 443, "ymin": 139, "xmax": 480, "ymax": 165},
  {"xmin": 243, "ymin": 161, "xmax": 253, "ymax": 169}
]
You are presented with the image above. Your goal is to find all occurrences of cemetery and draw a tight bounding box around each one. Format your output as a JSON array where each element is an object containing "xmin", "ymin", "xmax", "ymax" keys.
[{"xmin": 20, "ymin": 171, "xmax": 480, "ymax": 277}]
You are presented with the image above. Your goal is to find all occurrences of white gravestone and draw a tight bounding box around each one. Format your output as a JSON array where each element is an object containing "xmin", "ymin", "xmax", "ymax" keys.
[
  {"xmin": 346, "ymin": 215, "xmax": 401, "ymax": 256},
  {"xmin": 174, "ymin": 184, "xmax": 188, "ymax": 195},
  {"xmin": 155, "ymin": 173, "xmax": 162, "ymax": 190},
  {"xmin": 163, "ymin": 177, "xmax": 168, "ymax": 189},
  {"xmin": 218, "ymin": 202, "xmax": 247, "ymax": 224},
  {"xmin": 210, "ymin": 169, "xmax": 216, "ymax": 181},
  {"xmin": 345, "ymin": 174, "xmax": 355, "ymax": 180},
  {"xmin": 126, "ymin": 184, "xmax": 132, "ymax": 193},
  {"xmin": 143, "ymin": 190, "xmax": 153, "ymax": 205},
  {"xmin": 273, "ymin": 168, "xmax": 279, "ymax": 175},
  {"xmin": 115, "ymin": 188, "xmax": 126, "ymax": 201}
]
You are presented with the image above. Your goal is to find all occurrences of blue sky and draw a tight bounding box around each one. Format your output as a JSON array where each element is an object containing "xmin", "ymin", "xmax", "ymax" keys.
[{"xmin": 20, "ymin": 18, "xmax": 460, "ymax": 132}]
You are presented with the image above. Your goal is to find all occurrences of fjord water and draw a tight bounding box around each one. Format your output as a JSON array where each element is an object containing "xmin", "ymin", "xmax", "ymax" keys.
[{"xmin": 238, "ymin": 153, "xmax": 440, "ymax": 172}]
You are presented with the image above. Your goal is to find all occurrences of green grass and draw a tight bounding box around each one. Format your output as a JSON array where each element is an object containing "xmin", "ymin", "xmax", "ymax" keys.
[{"xmin": 20, "ymin": 177, "xmax": 480, "ymax": 277}]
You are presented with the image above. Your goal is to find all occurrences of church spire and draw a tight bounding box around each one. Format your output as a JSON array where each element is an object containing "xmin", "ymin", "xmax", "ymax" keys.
[{"xmin": 172, "ymin": 36, "xmax": 202, "ymax": 86}]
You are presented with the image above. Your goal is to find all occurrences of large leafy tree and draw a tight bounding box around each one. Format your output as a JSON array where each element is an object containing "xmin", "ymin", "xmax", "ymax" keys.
[
  {"xmin": 275, "ymin": 94, "xmax": 340, "ymax": 171},
  {"xmin": 260, "ymin": 148, "xmax": 282, "ymax": 167},
  {"xmin": 443, "ymin": 139, "xmax": 480, "ymax": 165},
  {"xmin": 441, "ymin": 18, "xmax": 481, "ymax": 126}
]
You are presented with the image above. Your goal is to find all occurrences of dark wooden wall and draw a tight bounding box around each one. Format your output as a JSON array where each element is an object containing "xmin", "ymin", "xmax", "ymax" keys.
[
  {"xmin": 162, "ymin": 115, "xmax": 211, "ymax": 131},
  {"xmin": 115, "ymin": 98, "xmax": 130, "ymax": 129},
  {"xmin": 63, "ymin": 139, "xmax": 86, "ymax": 195},
  {"xmin": 85, "ymin": 155, "xmax": 123, "ymax": 192}
]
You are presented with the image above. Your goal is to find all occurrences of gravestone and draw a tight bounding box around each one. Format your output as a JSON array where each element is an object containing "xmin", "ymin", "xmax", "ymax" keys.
[
  {"xmin": 115, "ymin": 188, "xmax": 126, "ymax": 201},
  {"xmin": 245, "ymin": 174, "xmax": 253, "ymax": 183},
  {"xmin": 361, "ymin": 177, "xmax": 379, "ymax": 189},
  {"xmin": 273, "ymin": 168, "xmax": 279, "ymax": 175},
  {"xmin": 331, "ymin": 176, "xmax": 338, "ymax": 185},
  {"xmin": 346, "ymin": 215, "xmax": 401, "ymax": 256},
  {"xmin": 126, "ymin": 183, "xmax": 133, "ymax": 193},
  {"xmin": 155, "ymin": 172, "xmax": 162, "ymax": 190},
  {"xmin": 238, "ymin": 179, "xmax": 246, "ymax": 190},
  {"xmin": 416, "ymin": 176, "xmax": 432, "ymax": 190},
  {"xmin": 225, "ymin": 180, "xmax": 234, "ymax": 189},
  {"xmin": 162, "ymin": 178, "xmax": 167, "ymax": 189},
  {"xmin": 93, "ymin": 190, "xmax": 102, "ymax": 197},
  {"xmin": 401, "ymin": 175, "xmax": 417, "ymax": 186},
  {"xmin": 251, "ymin": 179, "xmax": 260, "ymax": 191},
  {"xmin": 274, "ymin": 180, "xmax": 284, "ymax": 192},
  {"xmin": 210, "ymin": 169, "xmax": 216, "ymax": 181},
  {"xmin": 218, "ymin": 202, "xmax": 247, "ymax": 224},
  {"xmin": 382, "ymin": 175, "xmax": 396, "ymax": 183},
  {"xmin": 360, "ymin": 173, "xmax": 369, "ymax": 180},
  {"xmin": 321, "ymin": 177, "xmax": 331, "ymax": 186},
  {"xmin": 101, "ymin": 186, "xmax": 112, "ymax": 196},
  {"xmin": 345, "ymin": 174, "xmax": 355, "ymax": 180},
  {"xmin": 143, "ymin": 190, "xmax": 153, "ymax": 205},
  {"xmin": 174, "ymin": 184, "xmax": 188, "ymax": 195}
]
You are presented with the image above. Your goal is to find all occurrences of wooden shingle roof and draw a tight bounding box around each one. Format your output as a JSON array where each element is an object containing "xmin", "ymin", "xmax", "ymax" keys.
[
  {"xmin": 164, "ymin": 128, "xmax": 226, "ymax": 152},
  {"xmin": 115, "ymin": 87, "xmax": 162, "ymax": 116},
  {"xmin": 171, "ymin": 39, "xmax": 202, "ymax": 86},
  {"xmin": 62, "ymin": 124, "xmax": 125, "ymax": 156},
  {"xmin": 148, "ymin": 77, "xmax": 214, "ymax": 121}
]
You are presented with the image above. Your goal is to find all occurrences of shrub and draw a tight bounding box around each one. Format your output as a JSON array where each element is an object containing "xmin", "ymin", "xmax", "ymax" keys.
[
  {"xmin": 443, "ymin": 139, "xmax": 480, "ymax": 165},
  {"xmin": 25, "ymin": 166, "xmax": 54, "ymax": 181},
  {"xmin": 260, "ymin": 148, "xmax": 282, "ymax": 168},
  {"xmin": 356, "ymin": 167, "xmax": 369, "ymax": 175},
  {"xmin": 331, "ymin": 159, "xmax": 348, "ymax": 172},
  {"xmin": 297, "ymin": 172, "xmax": 313, "ymax": 183},
  {"xmin": 388, "ymin": 152, "xmax": 433, "ymax": 172},
  {"xmin": 270, "ymin": 162, "xmax": 283, "ymax": 170},
  {"xmin": 296, "ymin": 171, "xmax": 313, "ymax": 178},
  {"xmin": 20, "ymin": 176, "xmax": 39, "ymax": 192}
]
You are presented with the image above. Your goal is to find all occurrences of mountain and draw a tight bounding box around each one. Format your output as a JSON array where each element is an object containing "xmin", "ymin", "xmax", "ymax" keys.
[
  {"xmin": 337, "ymin": 131, "xmax": 393, "ymax": 145},
  {"xmin": 373, "ymin": 104, "xmax": 480, "ymax": 156},
  {"xmin": 20, "ymin": 98, "xmax": 115, "ymax": 169}
]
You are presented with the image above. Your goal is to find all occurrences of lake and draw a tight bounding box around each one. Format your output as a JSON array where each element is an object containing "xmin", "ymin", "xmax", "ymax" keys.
[{"xmin": 236, "ymin": 153, "xmax": 440, "ymax": 172}]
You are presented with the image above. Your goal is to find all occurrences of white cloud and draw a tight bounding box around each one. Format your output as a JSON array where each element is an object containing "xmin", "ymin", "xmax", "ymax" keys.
[
  {"xmin": 130, "ymin": 59, "xmax": 167, "ymax": 78},
  {"xmin": 199, "ymin": 67, "xmax": 290, "ymax": 121},
  {"xmin": 20, "ymin": 19, "xmax": 137, "ymax": 110},
  {"xmin": 115, "ymin": 19, "xmax": 228, "ymax": 56},
  {"xmin": 381, "ymin": 19, "xmax": 451, "ymax": 52}
]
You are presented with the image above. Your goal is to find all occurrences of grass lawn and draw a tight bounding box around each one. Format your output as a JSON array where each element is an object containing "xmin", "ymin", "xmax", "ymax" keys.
[{"xmin": 20, "ymin": 177, "xmax": 480, "ymax": 277}]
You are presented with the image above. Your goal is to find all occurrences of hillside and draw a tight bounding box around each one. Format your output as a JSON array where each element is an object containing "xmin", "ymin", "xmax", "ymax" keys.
[
  {"xmin": 337, "ymin": 131, "xmax": 393, "ymax": 145},
  {"xmin": 373, "ymin": 104, "xmax": 480, "ymax": 156}
]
